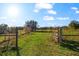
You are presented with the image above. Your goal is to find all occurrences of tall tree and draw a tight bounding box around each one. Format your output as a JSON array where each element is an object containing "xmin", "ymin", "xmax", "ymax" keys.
[
  {"xmin": 0, "ymin": 24, "xmax": 8, "ymax": 34},
  {"xmin": 25, "ymin": 20, "xmax": 38, "ymax": 32},
  {"xmin": 69, "ymin": 20, "xmax": 79, "ymax": 29}
]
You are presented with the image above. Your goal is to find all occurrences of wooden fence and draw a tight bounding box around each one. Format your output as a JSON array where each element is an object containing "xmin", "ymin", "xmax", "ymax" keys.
[{"xmin": 53, "ymin": 27, "xmax": 79, "ymax": 43}]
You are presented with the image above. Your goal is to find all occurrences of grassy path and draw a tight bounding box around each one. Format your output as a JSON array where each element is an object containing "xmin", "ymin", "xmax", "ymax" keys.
[{"xmin": 19, "ymin": 32, "xmax": 54, "ymax": 56}]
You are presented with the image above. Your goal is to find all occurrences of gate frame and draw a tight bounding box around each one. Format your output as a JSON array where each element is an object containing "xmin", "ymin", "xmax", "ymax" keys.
[{"xmin": 0, "ymin": 27, "xmax": 19, "ymax": 56}]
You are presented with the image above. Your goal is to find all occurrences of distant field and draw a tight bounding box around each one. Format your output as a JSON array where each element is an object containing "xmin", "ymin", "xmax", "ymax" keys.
[
  {"xmin": 0, "ymin": 29, "xmax": 79, "ymax": 56},
  {"xmin": 62, "ymin": 28, "xmax": 79, "ymax": 35}
]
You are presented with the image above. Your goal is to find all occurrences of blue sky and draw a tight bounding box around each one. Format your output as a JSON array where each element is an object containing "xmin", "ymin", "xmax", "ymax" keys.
[{"xmin": 0, "ymin": 3, "xmax": 79, "ymax": 27}]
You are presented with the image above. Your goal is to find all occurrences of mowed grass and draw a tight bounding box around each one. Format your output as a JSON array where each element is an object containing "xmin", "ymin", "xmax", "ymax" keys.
[
  {"xmin": 18, "ymin": 31, "xmax": 79, "ymax": 56},
  {"xmin": 1, "ymin": 30, "xmax": 79, "ymax": 56},
  {"xmin": 18, "ymin": 32, "xmax": 55, "ymax": 56}
]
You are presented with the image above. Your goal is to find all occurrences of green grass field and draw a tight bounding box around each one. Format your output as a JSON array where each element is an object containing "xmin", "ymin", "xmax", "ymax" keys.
[
  {"xmin": 18, "ymin": 32, "xmax": 79, "ymax": 56},
  {"xmin": 0, "ymin": 29, "xmax": 79, "ymax": 56}
]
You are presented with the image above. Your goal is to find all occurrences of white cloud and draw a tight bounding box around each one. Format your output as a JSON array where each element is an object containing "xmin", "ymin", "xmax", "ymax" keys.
[
  {"xmin": 0, "ymin": 16, "xmax": 7, "ymax": 20},
  {"xmin": 34, "ymin": 3, "xmax": 57, "ymax": 15},
  {"xmin": 0, "ymin": 16, "xmax": 18, "ymax": 23},
  {"xmin": 35, "ymin": 3, "xmax": 52, "ymax": 10},
  {"xmin": 33, "ymin": 9, "xmax": 39, "ymax": 13},
  {"xmin": 76, "ymin": 10, "xmax": 79, "ymax": 13},
  {"xmin": 71, "ymin": 7, "xmax": 79, "ymax": 14},
  {"xmin": 48, "ymin": 10, "xmax": 57, "ymax": 14},
  {"xmin": 56, "ymin": 17, "xmax": 69, "ymax": 20},
  {"xmin": 43, "ymin": 16, "xmax": 54, "ymax": 20},
  {"xmin": 34, "ymin": 3, "xmax": 54, "ymax": 13},
  {"xmin": 71, "ymin": 7, "xmax": 78, "ymax": 10}
]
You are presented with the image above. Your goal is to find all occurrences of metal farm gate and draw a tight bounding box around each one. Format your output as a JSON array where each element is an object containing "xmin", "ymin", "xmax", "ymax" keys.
[{"xmin": 0, "ymin": 27, "xmax": 19, "ymax": 56}]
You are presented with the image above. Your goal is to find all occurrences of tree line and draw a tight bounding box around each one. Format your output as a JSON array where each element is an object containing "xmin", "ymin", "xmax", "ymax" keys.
[{"xmin": 0, "ymin": 20, "xmax": 79, "ymax": 34}]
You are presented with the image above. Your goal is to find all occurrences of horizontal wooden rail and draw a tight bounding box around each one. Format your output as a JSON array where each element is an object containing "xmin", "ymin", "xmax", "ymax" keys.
[
  {"xmin": 62, "ymin": 35, "xmax": 79, "ymax": 36},
  {"xmin": 0, "ymin": 39, "xmax": 10, "ymax": 44}
]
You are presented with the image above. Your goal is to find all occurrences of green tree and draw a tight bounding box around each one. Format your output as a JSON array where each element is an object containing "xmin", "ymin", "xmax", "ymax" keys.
[
  {"xmin": 0, "ymin": 24, "xmax": 8, "ymax": 34},
  {"xmin": 25, "ymin": 20, "xmax": 38, "ymax": 31},
  {"xmin": 69, "ymin": 20, "xmax": 79, "ymax": 29}
]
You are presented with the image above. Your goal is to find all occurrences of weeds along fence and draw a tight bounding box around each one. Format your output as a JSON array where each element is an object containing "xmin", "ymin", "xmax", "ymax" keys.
[
  {"xmin": 53, "ymin": 27, "xmax": 79, "ymax": 43},
  {"xmin": 0, "ymin": 27, "xmax": 28, "ymax": 55}
]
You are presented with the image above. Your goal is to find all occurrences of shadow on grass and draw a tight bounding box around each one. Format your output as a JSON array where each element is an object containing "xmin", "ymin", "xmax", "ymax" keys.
[
  {"xmin": 10, "ymin": 46, "xmax": 21, "ymax": 56},
  {"xmin": 0, "ymin": 46, "xmax": 21, "ymax": 56},
  {"xmin": 60, "ymin": 40, "xmax": 79, "ymax": 52}
]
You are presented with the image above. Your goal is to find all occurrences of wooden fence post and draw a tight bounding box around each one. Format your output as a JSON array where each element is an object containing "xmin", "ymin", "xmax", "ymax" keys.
[
  {"xmin": 58, "ymin": 27, "xmax": 63, "ymax": 43},
  {"xmin": 16, "ymin": 27, "xmax": 20, "ymax": 56},
  {"xmin": 54, "ymin": 28, "xmax": 59, "ymax": 43},
  {"xmin": 53, "ymin": 27, "xmax": 63, "ymax": 43}
]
